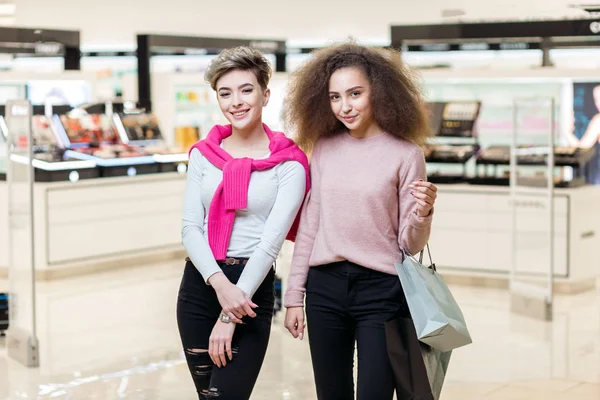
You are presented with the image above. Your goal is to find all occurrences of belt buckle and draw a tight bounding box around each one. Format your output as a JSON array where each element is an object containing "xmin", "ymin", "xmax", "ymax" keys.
[{"xmin": 224, "ymin": 258, "xmax": 237, "ymax": 265}]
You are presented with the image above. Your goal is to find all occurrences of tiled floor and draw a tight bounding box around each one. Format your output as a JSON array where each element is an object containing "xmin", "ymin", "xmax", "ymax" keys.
[{"xmin": 0, "ymin": 257, "xmax": 599, "ymax": 399}]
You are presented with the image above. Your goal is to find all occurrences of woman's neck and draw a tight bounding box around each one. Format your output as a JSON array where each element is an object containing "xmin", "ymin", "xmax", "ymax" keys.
[
  {"xmin": 229, "ymin": 121, "xmax": 269, "ymax": 147},
  {"xmin": 348, "ymin": 121, "xmax": 384, "ymax": 139}
]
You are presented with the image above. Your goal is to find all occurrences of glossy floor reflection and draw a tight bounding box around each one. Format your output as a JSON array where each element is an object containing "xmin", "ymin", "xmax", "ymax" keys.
[{"xmin": 0, "ymin": 257, "xmax": 599, "ymax": 399}]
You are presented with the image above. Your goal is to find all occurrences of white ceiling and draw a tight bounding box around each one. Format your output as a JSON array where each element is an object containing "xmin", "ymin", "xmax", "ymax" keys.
[{"xmin": 10, "ymin": 0, "xmax": 600, "ymax": 48}]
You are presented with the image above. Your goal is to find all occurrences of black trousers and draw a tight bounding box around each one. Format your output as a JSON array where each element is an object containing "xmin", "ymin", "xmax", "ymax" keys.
[
  {"xmin": 305, "ymin": 261, "xmax": 410, "ymax": 400},
  {"xmin": 177, "ymin": 261, "xmax": 275, "ymax": 400}
]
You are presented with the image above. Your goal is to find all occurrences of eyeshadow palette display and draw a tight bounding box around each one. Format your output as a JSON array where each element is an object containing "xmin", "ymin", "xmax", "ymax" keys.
[
  {"xmin": 470, "ymin": 145, "xmax": 596, "ymax": 187},
  {"xmin": 424, "ymin": 144, "xmax": 480, "ymax": 184},
  {"xmin": 423, "ymin": 101, "xmax": 482, "ymax": 183},
  {"xmin": 0, "ymin": 114, "xmax": 99, "ymax": 182},
  {"xmin": 57, "ymin": 113, "xmax": 159, "ymax": 177},
  {"xmin": 31, "ymin": 115, "xmax": 99, "ymax": 182},
  {"xmin": 119, "ymin": 113, "xmax": 163, "ymax": 142},
  {"xmin": 425, "ymin": 144, "xmax": 480, "ymax": 164},
  {"xmin": 115, "ymin": 112, "xmax": 188, "ymax": 173},
  {"xmin": 475, "ymin": 145, "xmax": 595, "ymax": 167},
  {"xmin": 438, "ymin": 101, "xmax": 481, "ymax": 138}
]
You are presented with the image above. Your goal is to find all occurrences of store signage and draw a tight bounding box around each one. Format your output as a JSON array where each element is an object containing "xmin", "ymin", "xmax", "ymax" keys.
[
  {"xmin": 83, "ymin": 51, "xmax": 137, "ymax": 57},
  {"xmin": 590, "ymin": 21, "xmax": 600, "ymax": 34},
  {"xmin": 184, "ymin": 48, "xmax": 208, "ymax": 55},
  {"xmin": 407, "ymin": 42, "xmax": 538, "ymax": 52},
  {"xmin": 34, "ymin": 42, "xmax": 64, "ymax": 56},
  {"xmin": 249, "ymin": 40, "xmax": 280, "ymax": 52}
]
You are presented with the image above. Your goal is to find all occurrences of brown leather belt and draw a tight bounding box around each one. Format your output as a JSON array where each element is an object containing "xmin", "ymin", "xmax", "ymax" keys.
[{"xmin": 185, "ymin": 257, "xmax": 249, "ymax": 266}]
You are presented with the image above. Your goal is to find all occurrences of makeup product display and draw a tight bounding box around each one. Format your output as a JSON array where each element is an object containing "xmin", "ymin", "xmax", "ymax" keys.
[
  {"xmin": 115, "ymin": 111, "xmax": 188, "ymax": 173},
  {"xmin": 425, "ymin": 143, "xmax": 480, "ymax": 184},
  {"xmin": 437, "ymin": 101, "xmax": 481, "ymax": 138},
  {"xmin": 424, "ymin": 101, "xmax": 481, "ymax": 184},
  {"xmin": 470, "ymin": 145, "xmax": 596, "ymax": 187},
  {"xmin": 30, "ymin": 115, "xmax": 100, "ymax": 182},
  {"xmin": 425, "ymin": 144, "xmax": 480, "ymax": 164},
  {"xmin": 55, "ymin": 111, "xmax": 160, "ymax": 177},
  {"xmin": 1, "ymin": 112, "xmax": 99, "ymax": 182}
]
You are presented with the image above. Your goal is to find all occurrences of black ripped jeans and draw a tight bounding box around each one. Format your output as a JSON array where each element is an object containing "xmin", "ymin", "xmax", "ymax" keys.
[
  {"xmin": 305, "ymin": 261, "xmax": 411, "ymax": 400},
  {"xmin": 177, "ymin": 260, "xmax": 275, "ymax": 400}
]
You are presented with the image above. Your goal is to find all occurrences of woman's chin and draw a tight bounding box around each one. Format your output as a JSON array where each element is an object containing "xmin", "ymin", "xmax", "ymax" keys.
[{"xmin": 229, "ymin": 116, "xmax": 261, "ymax": 131}]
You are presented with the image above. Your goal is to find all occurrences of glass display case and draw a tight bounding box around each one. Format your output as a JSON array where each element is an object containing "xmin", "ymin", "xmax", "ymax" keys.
[
  {"xmin": 424, "ymin": 100, "xmax": 481, "ymax": 184},
  {"xmin": 29, "ymin": 114, "xmax": 99, "ymax": 182},
  {"xmin": 114, "ymin": 110, "xmax": 188, "ymax": 173},
  {"xmin": 0, "ymin": 112, "xmax": 99, "ymax": 183},
  {"xmin": 420, "ymin": 71, "xmax": 600, "ymax": 187},
  {"xmin": 55, "ymin": 110, "xmax": 159, "ymax": 177}
]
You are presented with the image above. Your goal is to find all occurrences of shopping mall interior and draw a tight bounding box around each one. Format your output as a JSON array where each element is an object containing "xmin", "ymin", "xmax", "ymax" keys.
[{"xmin": 1, "ymin": 1, "xmax": 600, "ymax": 399}]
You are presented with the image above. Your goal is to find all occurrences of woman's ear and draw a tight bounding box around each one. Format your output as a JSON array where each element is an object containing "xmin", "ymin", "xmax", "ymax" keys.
[{"xmin": 263, "ymin": 88, "xmax": 271, "ymax": 107}]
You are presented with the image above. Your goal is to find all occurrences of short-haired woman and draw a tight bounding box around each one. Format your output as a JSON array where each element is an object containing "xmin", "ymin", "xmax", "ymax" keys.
[{"xmin": 178, "ymin": 46, "xmax": 309, "ymax": 399}]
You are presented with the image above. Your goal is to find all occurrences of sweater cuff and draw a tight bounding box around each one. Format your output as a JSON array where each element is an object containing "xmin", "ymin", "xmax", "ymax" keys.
[
  {"xmin": 203, "ymin": 268, "xmax": 224, "ymax": 285},
  {"xmin": 409, "ymin": 207, "xmax": 434, "ymax": 229},
  {"xmin": 283, "ymin": 290, "xmax": 305, "ymax": 308}
]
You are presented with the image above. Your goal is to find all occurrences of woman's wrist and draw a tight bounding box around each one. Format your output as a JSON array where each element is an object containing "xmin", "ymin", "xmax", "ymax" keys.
[
  {"xmin": 415, "ymin": 208, "xmax": 433, "ymax": 218},
  {"xmin": 208, "ymin": 272, "xmax": 230, "ymax": 291}
]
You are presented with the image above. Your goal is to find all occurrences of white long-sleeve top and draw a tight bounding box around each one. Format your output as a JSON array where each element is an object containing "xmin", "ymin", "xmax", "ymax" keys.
[{"xmin": 181, "ymin": 148, "xmax": 306, "ymax": 297}]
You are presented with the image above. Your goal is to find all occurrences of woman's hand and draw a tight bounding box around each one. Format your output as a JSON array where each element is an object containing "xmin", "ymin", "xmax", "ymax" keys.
[
  {"xmin": 408, "ymin": 179, "xmax": 437, "ymax": 217},
  {"xmin": 209, "ymin": 273, "xmax": 258, "ymax": 324},
  {"xmin": 209, "ymin": 318, "xmax": 236, "ymax": 368},
  {"xmin": 284, "ymin": 307, "xmax": 306, "ymax": 340}
]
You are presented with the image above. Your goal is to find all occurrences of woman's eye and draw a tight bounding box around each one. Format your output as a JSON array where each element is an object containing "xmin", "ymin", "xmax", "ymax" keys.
[
  {"xmin": 219, "ymin": 93, "xmax": 230, "ymax": 98},
  {"xmin": 329, "ymin": 95, "xmax": 339, "ymax": 100},
  {"xmin": 243, "ymin": 89, "xmax": 253, "ymax": 94},
  {"xmin": 351, "ymin": 91, "xmax": 361, "ymax": 97}
]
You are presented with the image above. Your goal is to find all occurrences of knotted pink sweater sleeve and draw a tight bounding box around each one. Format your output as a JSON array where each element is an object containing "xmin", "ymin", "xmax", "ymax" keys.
[
  {"xmin": 283, "ymin": 143, "xmax": 322, "ymax": 308},
  {"xmin": 398, "ymin": 147, "xmax": 433, "ymax": 256}
]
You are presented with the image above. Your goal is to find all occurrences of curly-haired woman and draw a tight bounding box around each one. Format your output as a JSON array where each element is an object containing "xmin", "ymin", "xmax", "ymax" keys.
[{"xmin": 282, "ymin": 43, "xmax": 438, "ymax": 399}]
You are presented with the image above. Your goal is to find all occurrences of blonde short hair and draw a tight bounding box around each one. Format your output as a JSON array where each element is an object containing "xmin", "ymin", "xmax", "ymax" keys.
[{"xmin": 204, "ymin": 46, "xmax": 272, "ymax": 91}]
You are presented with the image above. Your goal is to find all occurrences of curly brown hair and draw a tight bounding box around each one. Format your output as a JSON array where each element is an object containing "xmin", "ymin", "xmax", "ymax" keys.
[{"xmin": 283, "ymin": 42, "xmax": 431, "ymax": 152}]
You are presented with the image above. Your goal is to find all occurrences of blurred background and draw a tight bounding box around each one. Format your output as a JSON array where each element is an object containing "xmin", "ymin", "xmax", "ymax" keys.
[{"xmin": 1, "ymin": 0, "xmax": 600, "ymax": 398}]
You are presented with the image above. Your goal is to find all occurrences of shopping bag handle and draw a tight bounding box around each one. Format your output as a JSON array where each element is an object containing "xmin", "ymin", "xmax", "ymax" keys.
[
  {"xmin": 418, "ymin": 243, "xmax": 433, "ymax": 266},
  {"xmin": 403, "ymin": 244, "xmax": 436, "ymax": 272}
]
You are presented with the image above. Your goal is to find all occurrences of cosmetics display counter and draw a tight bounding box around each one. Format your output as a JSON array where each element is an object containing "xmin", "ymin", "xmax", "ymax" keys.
[
  {"xmin": 115, "ymin": 111, "xmax": 189, "ymax": 174},
  {"xmin": 0, "ymin": 171, "xmax": 186, "ymax": 278},
  {"xmin": 0, "ymin": 109, "xmax": 99, "ymax": 183},
  {"xmin": 0, "ymin": 106, "xmax": 190, "ymax": 276},
  {"xmin": 424, "ymin": 100, "xmax": 482, "ymax": 183},
  {"xmin": 470, "ymin": 145, "xmax": 596, "ymax": 187},
  {"xmin": 55, "ymin": 111, "xmax": 160, "ymax": 177}
]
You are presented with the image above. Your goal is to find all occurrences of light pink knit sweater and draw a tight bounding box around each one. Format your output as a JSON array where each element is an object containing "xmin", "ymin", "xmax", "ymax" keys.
[{"xmin": 283, "ymin": 132, "xmax": 433, "ymax": 308}]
